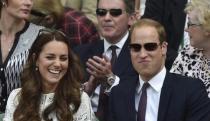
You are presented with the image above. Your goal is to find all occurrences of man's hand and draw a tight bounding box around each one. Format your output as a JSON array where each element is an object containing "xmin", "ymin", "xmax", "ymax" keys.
[{"xmin": 86, "ymin": 55, "xmax": 113, "ymax": 82}]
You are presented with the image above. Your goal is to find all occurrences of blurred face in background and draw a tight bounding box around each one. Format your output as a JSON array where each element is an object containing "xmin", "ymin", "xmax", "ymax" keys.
[
  {"xmin": 97, "ymin": 0, "xmax": 132, "ymax": 44},
  {"xmin": 130, "ymin": 26, "xmax": 167, "ymax": 81},
  {"xmin": 185, "ymin": 9, "xmax": 208, "ymax": 49},
  {"xmin": 36, "ymin": 40, "xmax": 69, "ymax": 92},
  {"xmin": 3, "ymin": 0, "xmax": 33, "ymax": 20}
]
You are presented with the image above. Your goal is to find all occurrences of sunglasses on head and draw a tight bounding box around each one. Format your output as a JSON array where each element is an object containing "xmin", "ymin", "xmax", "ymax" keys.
[
  {"xmin": 129, "ymin": 43, "xmax": 160, "ymax": 52},
  {"xmin": 96, "ymin": 8, "xmax": 125, "ymax": 17},
  {"xmin": 38, "ymin": 29, "xmax": 66, "ymax": 38}
]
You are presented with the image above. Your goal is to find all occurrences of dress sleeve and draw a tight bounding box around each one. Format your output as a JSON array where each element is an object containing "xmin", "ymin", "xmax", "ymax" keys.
[
  {"xmin": 3, "ymin": 88, "xmax": 21, "ymax": 121},
  {"xmin": 73, "ymin": 92, "xmax": 98, "ymax": 121}
]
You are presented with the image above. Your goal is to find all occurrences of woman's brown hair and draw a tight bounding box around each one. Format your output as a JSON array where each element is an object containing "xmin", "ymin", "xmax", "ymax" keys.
[{"xmin": 13, "ymin": 29, "xmax": 84, "ymax": 121}]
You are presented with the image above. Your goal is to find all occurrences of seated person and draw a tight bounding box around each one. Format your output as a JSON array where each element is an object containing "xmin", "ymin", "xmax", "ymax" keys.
[
  {"xmin": 74, "ymin": 0, "xmax": 138, "ymax": 121},
  {"xmin": 30, "ymin": 0, "xmax": 100, "ymax": 48},
  {"xmin": 60, "ymin": 0, "xmax": 98, "ymax": 27},
  {"xmin": 3, "ymin": 29, "xmax": 97, "ymax": 121},
  {"xmin": 170, "ymin": 0, "xmax": 210, "ymax": 98}
]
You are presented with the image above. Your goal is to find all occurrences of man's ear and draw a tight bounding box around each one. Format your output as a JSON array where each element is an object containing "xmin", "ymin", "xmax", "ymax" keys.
[
  {"xmin": 128, "ymin": 13, "xmax": 138, "ymax": 26},
  {"xmin": 161, "ymin": 41, "xmax": 168, "ymax": 56}
]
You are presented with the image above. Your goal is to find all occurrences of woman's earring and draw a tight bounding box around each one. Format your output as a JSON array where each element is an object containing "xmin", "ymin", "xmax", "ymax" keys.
[
  {"xmin": 35, "ymin": 66, "xmax": 39, "ymax": 71},
  {"xmin": 2, "ymin": 2, "xmax": 6, "ymax": 6}
]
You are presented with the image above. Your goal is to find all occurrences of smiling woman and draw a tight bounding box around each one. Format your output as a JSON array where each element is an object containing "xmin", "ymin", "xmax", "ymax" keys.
[{"xmin": 3, "ymin": 29, "xmax": 97, "ymax": 121}]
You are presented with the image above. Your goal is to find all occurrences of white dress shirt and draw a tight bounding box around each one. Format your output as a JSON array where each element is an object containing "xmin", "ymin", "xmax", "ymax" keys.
[
  {"xmin": 91, "ymin": 31, "xmax": 129, "ymax": 112},
  {"xmin": 135, "ymin": 67, "xmax": 166, "ymax": 121}
]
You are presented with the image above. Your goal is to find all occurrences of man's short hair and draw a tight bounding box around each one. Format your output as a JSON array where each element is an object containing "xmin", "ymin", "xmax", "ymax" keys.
[{"xmin": 130, "ymin": 18, "xmax": 167, "ymax": 43}]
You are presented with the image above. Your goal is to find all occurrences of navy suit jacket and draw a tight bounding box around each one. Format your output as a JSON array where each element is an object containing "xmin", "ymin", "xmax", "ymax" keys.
[
  {"xmin": 108, "ymin": 72, "xmax": 210, "ymax": 121},
  {"xmin": 73, "ymin": 37, "xmax": 138, "ymax": 83},
  {"xmin": 142, "ymin": 0, "xmax": 188, "ymax": 69}
]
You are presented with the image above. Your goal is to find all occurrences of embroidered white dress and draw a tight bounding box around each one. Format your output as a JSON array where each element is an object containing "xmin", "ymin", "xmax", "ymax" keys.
[{"xmin": 3, "ymin": 88, "xmax": 98, "ymax": 121}]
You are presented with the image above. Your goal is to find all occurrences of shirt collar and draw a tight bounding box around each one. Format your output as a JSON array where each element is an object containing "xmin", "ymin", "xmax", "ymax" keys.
[
  {"xmin": 137, "ymin": 67, "xmax": 166, "ymax": 94},
  {"xmin": 104, "ymin": 31, "xmax": 129, "ymax": 52}
]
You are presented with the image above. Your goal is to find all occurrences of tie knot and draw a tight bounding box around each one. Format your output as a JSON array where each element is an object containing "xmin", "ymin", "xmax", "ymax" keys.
[
  {"xmin": 142, "ymin": 83, "xmax": 149, "ymax": 90},
  {"xmin": 109, "ymin": 45, "xmax": 118, "ymax": 51}
]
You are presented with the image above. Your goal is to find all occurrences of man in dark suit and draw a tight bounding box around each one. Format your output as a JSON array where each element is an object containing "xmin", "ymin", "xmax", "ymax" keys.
[
  {"xmin": 74, "ymin": 0, "xmax": 138, "ymax": 120},
  {"xmin": 142, "ymin": 0, "xmax": 188, "ymax": 69},
  {"xmin": 108, "ymin": 18, "xmax": 210, "ymax": 121}
]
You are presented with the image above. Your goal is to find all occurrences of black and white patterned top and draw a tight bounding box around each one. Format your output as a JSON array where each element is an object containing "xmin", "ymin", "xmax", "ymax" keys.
[
  {"xmin": 170, "ymin": 45, "xmax": 210, "ymax": 98},
  {"xmin": 0, "ymin": 22, "xmax": 44, "ymax": 112}
]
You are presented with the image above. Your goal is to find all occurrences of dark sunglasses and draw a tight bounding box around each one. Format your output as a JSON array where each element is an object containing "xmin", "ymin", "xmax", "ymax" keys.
[
  {"xmin": 129, "ymin": 43, "xmax": 160, "ymax": 52},
  {"xmin": 96, "ymin": 8, "xmax": 125, "ymax": 17},
  {"xmin": 187, "ymin": 22, "xmax": 202, "ymax": 28}
]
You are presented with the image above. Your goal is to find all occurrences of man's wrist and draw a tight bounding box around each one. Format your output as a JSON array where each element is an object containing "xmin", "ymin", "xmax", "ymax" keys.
[{"xmin": 106, "ymin": 73, "xmax": 116, "ymax": 86}]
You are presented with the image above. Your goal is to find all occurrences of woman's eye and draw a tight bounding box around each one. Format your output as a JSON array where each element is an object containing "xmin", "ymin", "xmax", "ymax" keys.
[
  {"xmin": 46, "ymin": 56, "xmax": 54, "ymax": 60},
  {"xmin": 60, "ymin": 57, "xmax": 68, "ymax": 61}
]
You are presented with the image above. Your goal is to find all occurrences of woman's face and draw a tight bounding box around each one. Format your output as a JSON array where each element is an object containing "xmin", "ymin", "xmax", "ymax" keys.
[
  {"xmin": 185, "ymin": 9, "xmax": 208, "ymax": 49},
  {"xmin": 36, "ymin": 40, "xmax": 69, "ymax": 93},
  {"xmin": 4, "ymin": 0, "xmax": 33, "ymax": 20}
]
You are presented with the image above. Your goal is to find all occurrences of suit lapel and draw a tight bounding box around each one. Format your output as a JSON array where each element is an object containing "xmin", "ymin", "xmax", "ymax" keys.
[
  {"xmin": 125, "ymin": 79, "xmax": 138, "ymax": 121},
  {"xmin": 157, "ymin": 72, "xmax": 172, "ymax": 121}
]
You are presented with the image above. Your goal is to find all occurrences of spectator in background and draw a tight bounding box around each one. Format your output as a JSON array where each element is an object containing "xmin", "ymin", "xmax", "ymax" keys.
[
  {"xmin": 74, "ymin": 0, "xmax": 138, "ymax": 120},
  {"xmin": 142, "ymin": 0, "xmax": 188, "ymax": 69},
  {"xmin": 139, "ymin": 0, "xmax": 147, "ymax": 16},
  {"xmin": 60, "ymin": 0, "xmax": 98, "ymax": 27},
  {"xmin": 4, "ymin": 29, "xmax": 97, "ymax": 121},
  {"xmin": 170, "ymin": 0, "xmax": 210, "ymax": 98},
  {"xmin": 134, "ymin": 0, "xmax": 146, "ymax": 18},
  {"xmin": 30, "ymin": 0, "xmax": 100, "ymax": 48},
  {"xmin": 0, "ymin": 0, "xmax": 43, "ymax": 113}
]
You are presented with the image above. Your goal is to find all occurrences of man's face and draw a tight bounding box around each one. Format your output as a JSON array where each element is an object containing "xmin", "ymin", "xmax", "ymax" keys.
[
  {"xmin": 130, "ymin": 26, "xmax": 167, "ymax": 81},
  {"xmin": 97, "ymin": 0, "xmax": 131, "ymax": 43}
]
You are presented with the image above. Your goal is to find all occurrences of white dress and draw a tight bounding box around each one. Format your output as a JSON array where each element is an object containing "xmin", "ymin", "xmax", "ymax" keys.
[{"xmin": 3, "ymin": 88, "xmax": 98, "ymax": 121}]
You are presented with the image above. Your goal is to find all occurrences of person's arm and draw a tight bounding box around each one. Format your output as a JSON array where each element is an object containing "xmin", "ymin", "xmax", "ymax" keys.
[
  {"xmin": 83, "ymin": 74, "xmax": 120, "ymax": 96},
  {"xmin": 76, "ymin": 92, "xmax": 99, "ymax": 121},
  {"xmin": 3, "ymin": 89, "xmax": 21, "ymax": 121}
]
